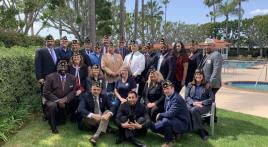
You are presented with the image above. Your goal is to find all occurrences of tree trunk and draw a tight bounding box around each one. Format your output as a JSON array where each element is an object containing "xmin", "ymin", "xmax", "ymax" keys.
[
  {"xmin": 59, "ymin": 19, "xmax": 63, "ymax": 38},
  {"xmin": 134, "ymin": 0, "xmax": 138, "ymax": 41},
  {"xmin": 213, "ymin": 0, "xmax": 216, "ymax": 24},
  {"xmin": 141, "ymin": 0, "xmax": 145, "ymax": 45},
  {"xmin": 89, "ymin": 0, "xmax": 96, "ymax": 46},
  {"xmin": 225, "ymin": 14, "xmax": 228, "ymax": 39},
  {"xmin": 119, "ymin": 0, "xmax": 125, "ymax": 38},
  {"xmin": 150, "ymin": 0, "xmax": 154, "ymax": 43},
  {"xmin": 237, "ymin": 0, "xmax": 241, "ymax": 56}
]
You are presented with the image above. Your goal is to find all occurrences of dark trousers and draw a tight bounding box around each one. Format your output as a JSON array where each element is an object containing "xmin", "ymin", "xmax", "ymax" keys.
[
  {"xmin": 106, "ymin": 82, "xmax": 115, "ymax": 93},
  {"xmin": 148, "ymin": 106, "xmax": 163, "ymax": 122},
  {"xmin": 212, "ymin": 88, "xmax": 220, "ymax": 121},
  {"xmin": 118, "ymin": 116, "xmax": 147, "ymax": 139},
  {"xmin": 39, "ymin": 84, "xmax": 47, "ymax": 119},
  {"xmin": 188, "ymin": 105, "xmax": 211, "ymax": 130},
  {"xmin": 151, "ymin": 118, "xmax": 174, "ymax": 142}
]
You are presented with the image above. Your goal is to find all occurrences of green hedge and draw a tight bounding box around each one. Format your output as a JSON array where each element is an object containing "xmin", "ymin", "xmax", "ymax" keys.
[
  {"xmin": 0, "ymin": 31, "xmax": 44, "ymax": 48},
  {"xmin": 0, "ymin": 46, "xmax": 40, "ymax": 142}
]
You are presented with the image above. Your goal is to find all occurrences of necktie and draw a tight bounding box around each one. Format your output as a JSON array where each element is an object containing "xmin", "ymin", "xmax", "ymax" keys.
[
  {"xmin": 94, "ymin": 96, "xmax": 100, "ymax": 114},
  {"xmin": 61, "ymin": 77, "xmax": 66, "ymax": 91},
  {"xmin": 128, "ymin": 52, "xmax": 134, "ymax": 66},
  {"xmin": 50, "ymin": 48, "xmax": 57, "ymax": 64}
]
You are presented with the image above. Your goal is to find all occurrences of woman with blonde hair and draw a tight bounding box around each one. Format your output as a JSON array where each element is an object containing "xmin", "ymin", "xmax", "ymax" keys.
[
  {"xmin": 142, "ymin": 67, "xmax": 165, "ymax": 122},
  {"xmin": 114, "ymin": 65, "xmax": 136, "ymax": 109}
]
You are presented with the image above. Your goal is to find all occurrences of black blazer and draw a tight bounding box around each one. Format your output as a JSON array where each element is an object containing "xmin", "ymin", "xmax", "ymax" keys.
[
  {"xmin": 35, "ymin": 47, "xmax": 58, "ymax": 80},
  {"xmin": 68, "ymin": 64, "xmax": 88, "ymax": 89},
  {"xmin": 116, "ymin": 102, "xmax": 150, "ymax": 129},
  {"xmin": 142, "ymin": 82, "xmax": 165, "ymax": 108},
  {"xmin": 80, "ymin": 49, "xmax": 93, "ymax": 67},
  {"xmin": 78, "ymin": 92, "xmax": 115, "ymax": 118},
  {"xmin": 156, "ymin": 52, "xmax": 176, "ymax": 84}
]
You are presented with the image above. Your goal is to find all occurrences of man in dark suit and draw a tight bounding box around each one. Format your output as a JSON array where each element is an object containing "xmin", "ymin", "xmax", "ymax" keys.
[
  {"xmin": 55, "ymin": 36, "xmax": 72, "ymax": 63},
  {"xmin": 155, "ymin": 42, "xmax": 177, "ymax": 92},
  {"xmin": 116, "ymin": 91, "xmax": 149, "ymax": 147},
  {"xmin": 151, "ymin": 80, "xmax": 191, "ymax": 147},
  {"xmin": 80, "ymin": 37, "xmax": 93, "ymax": 67},
  {"xmin": 115, "ymin": 36, "xmax": 130, "ymax": 60},
  {"xmin": 77, "ymin": 81, "xmax": 115, "ymax": 146},
  {"xmin": 35, "ymin": 34, "xmax": 59, "ymax": 120},
  {"xmin": 43, "ymin": 60, "xmax": 76, "ymax": 134}
]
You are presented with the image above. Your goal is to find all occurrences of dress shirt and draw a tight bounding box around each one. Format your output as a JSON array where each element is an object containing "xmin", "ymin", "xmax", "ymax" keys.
[{"xmin": 123, "ymin": 51, "xmax": 145, "ymax": 76}]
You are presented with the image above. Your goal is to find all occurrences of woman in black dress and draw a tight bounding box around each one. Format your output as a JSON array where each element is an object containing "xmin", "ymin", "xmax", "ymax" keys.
[{"xmin": 142, "ymin": 68, "xmax": 164, "ymax": 122}]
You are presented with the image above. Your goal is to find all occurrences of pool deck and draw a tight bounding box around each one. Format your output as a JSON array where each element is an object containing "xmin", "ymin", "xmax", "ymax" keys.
[{"xmin": 181, "ymin": 62, "xmax": 268, "ymax": 118}]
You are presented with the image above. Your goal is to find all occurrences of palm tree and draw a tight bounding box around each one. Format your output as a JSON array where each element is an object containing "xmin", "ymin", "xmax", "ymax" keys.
[
  {"xmin": 162, "ymin": 0, "xmax": 170, "ymax": 38},
  {"xmin": 203, "ymin": 0, "xmax": 222, "ymax": 24},
  {"xmin": 216, "ymin": 0, "xmax": 239, "ymax": 39},
  {"xmin": 234, "ymin": 0, "xmax": 248, "ymax": 55},
  {"xmin": 141, "ymin": 0, "xmax": 145, "ymax": 45},
  {"xmin": 134, "ymin": 0, "xmax": 138, "ymax": 40},
  {"xmin": 119, "ymin": 0, "xmax": 126, "ymax": 38},
  {"xmin": 89, "ymin": 0, "xmax": 96, "ymax": 45}
]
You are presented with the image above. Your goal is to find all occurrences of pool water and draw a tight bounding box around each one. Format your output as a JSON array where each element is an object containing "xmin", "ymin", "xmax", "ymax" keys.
[
  {"xmin": 223, "ymin": 60, "xmax": 260, "ymax": 69},
  {"xmin": 226, "ymin": 81, "xmax": 268, "ymax": 92}
]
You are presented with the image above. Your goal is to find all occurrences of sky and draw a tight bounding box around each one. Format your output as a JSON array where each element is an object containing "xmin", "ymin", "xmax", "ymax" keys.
[{"xmin": 38, "ymin": 0, "xmax": 268, "ymax": 39}]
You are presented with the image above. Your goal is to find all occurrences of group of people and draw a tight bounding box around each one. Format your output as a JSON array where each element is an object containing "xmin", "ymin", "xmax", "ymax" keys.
[{"xmin": 35, "ymin": 34, "xmax": 223, "ymax": 147}]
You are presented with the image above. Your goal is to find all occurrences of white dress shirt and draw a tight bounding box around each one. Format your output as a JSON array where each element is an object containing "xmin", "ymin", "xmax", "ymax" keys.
[{"xmin": 123, "ymin": 51, "xmax": 145, "ymax": 76}]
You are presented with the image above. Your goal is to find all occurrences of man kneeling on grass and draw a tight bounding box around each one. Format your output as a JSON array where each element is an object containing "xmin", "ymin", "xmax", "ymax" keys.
[
  {"xmin": 77, "ymin": 81, "xmax": 115, "ymax": 146},
  {"xmin": 150, "ymin": 80, "xmax": 191, "ymax": 147},
  {"xmin": 115, "ymin": 91, "xmax": 150, "ymax": 147}
]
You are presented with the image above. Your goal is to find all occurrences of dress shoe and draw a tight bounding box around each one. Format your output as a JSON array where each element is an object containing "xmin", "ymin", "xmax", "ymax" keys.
[
  {"xmin": 198, "ymin": 129, "xmax": 208, "ymax": 140},
  {"xmin": 51, "ymin": 128, "xmax": 59, "ymax": 134},
  {"xmin": 89, "ymin": 136, "xmax": 98, "ymax": 146},
  {"xmin": 161, "ymin": 142, "xmax": 174, "ymax": 147},
  {"xmin": 175, "ymin": 133, "xmax": 182, "ymax": 141},
  {"xmin": 130, "ymin": 137, "xmax": 146, "ymax": 147}
]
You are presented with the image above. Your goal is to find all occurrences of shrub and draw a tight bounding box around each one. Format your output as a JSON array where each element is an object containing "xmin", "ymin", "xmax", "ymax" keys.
[
  {"xmin": 0, "ymin": 31, "xmax": 44, "ymax": 48},
  {"xmin": 0, "ymin": 46, "xmax": 40, "ymax": 142}
]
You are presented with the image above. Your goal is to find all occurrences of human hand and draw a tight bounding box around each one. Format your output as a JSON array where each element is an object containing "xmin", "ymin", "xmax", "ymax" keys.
[
  {"xmin": 38, "ymin": 79, "xmax": 45, "ymax": 85},
  {"xmin": 76, "ymin": 90, "xmax": 82, "ymax": 96}
]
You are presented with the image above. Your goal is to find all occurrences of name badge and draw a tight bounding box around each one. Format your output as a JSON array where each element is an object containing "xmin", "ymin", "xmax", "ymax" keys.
[{"xmin": 207, "ymin": 59, "xmax": 211, "ymax": 64}]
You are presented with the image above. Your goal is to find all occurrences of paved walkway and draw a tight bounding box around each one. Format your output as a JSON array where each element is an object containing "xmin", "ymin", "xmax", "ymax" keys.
[{"xmin": 181, "ymin": 63, "xmax": 268, "ymax": 118}]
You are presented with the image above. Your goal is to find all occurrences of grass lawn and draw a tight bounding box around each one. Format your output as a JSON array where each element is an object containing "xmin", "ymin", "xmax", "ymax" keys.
[{"xmin": 3, "ymin": 109, "xmax": 268, "ymax": 147}]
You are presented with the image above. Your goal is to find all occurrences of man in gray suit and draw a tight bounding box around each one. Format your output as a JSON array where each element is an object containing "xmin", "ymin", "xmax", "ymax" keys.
[
  {"xmin": 199, "ymin": 38, "xmax": 223, "ymax": 122},
  {"xmin": 200, "ymin": 38, "xmax": 223, "ymax": 94}
]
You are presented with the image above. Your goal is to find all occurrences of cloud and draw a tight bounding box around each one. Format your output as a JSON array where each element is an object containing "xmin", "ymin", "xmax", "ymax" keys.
[{"xmin": 249, "ymin": 9, "xmax": 268, "ymax": 16}]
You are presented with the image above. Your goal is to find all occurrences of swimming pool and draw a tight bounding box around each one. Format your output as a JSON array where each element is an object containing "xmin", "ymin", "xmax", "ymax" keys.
[
  {"xmin": 225, "ymin": 81, "xmax": 268, "ymax": 93},
  {"xmin": 223, "ymin": 60, "xmax": 260, "ymax": 69}
]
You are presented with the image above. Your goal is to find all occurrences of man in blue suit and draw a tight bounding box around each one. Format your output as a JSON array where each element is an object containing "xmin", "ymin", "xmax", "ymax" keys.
[
  {"xmin": 55, "ymin": 36, "xmax": 72, "ymax": 63},
  {"xmin": 35, "ymin": 34, "xmax": 59, "ymax": 120},
  {"xmin": 151, "ymin": 80, "xmax": 191, "ymax": 147}
]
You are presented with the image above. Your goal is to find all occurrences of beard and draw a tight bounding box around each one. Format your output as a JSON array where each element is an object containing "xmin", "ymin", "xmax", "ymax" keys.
[{"xmin": 58, "ymin": 70, "xmax": 66, "ymax": 76}]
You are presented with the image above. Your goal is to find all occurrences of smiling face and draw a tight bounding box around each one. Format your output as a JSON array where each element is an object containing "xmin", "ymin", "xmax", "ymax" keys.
[
  {"xmin": 149, "ymin": 72, "xmax": 157, "ymax": 82},
  {"xmin": 92, "ymin": 68, "xmax": 100, "ymax": 76},
  {"xmin": 91, "ymin": 85, "xmax": 102, "ymax": 97},
  {"xmin": 175, "ymin": 43, "xmax": 182, "ymax": 52},
  {"xmin": 163, "ymin": 86, "xmax": 174, "ymax": 97},
  {"xmin": 131, "ymin": 44, "xmax": 138, "ymax": 52},
  {"xmin": 73, "ymin": 55, "xmax": 81, "ymax": 65},
  {"xmin": 46, "ymin": 40, "xmax": 55, "ymax": 48},
  {"xmin": 120, "ymin": 68, "xmax": 129, "ymax": 78},
  {"xmin": 127, "ymin": 92, "xmax": 138, "ymax": 106},
  {"xmin": 194, "ymin": 72, "xmax": 204, "ymax": 83},
  {"xmin": 72, "ymin": 43, "xmax": 80, "ymax": 52}
]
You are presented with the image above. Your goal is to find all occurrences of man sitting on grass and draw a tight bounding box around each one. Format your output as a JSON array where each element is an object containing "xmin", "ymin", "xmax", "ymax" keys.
[{"xmin": 77, "ymin": 81, "xmax": 115, "ymax": 146}]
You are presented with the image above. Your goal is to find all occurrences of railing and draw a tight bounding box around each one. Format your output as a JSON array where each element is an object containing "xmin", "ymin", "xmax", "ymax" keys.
[{"xmin": 255, "ymin": 64, "xmax": 268, "ymax": 87}]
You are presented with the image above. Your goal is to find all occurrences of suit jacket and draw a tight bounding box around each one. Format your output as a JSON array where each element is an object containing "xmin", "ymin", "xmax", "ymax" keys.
[
  {"xmin": 101, "ymin": 53, "xmax": 123, "ymax": 83},
  {"xmin": 115, "ymin": 47, "xmax": 130, "ymax": 60},
  {"xmin": 80, "ymin": 49, "xmax": 93, "ymax": 67},
  {"xmin": 185, "ymin": 83, "xmax": 214, "ymax": 107},
  {"xmin": 141, "ymin": 52, "xmax": 158, "ymax": 82},
  {"xmin": 68, "ymin": 64, "xmax": 88, "ymax": 89},
  {"xmin": 35, "ymin": 47, "xmax": 58, "ymax": 80},
  {"xmin": 43, "ymin": 73, "xmax": 76, "ymax": 103},
  {"xmin": 201, "ymin": 51, "xmax": 223, "ymax": 88},
  {"xmin": 159, "ymin": 92, "xmax": 191, "ymax": 133},
  {"xmin": 78, "ymin": 92, "xmax": 115, "ymax": 118},
  {"xmin": 55, "ymin": 46, "xmax": 72, "ymax": 63},
  {"xmin": 142, "ymin": 82, "xmax": 165, "ymax": 108},
  {"xmin": 186, "ymin": 50, "xmax": 203, "ymax": 84},
  {"xmin": 116, "ymin": 102, "xmax": 150, "ymax": 129},
  {"xmin": 155, "ymin": 52, "xmax": 177, "ymax": 85}
]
